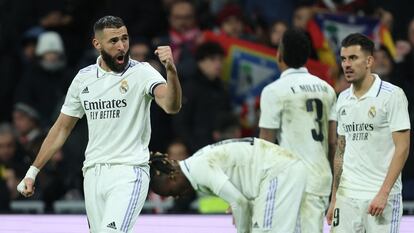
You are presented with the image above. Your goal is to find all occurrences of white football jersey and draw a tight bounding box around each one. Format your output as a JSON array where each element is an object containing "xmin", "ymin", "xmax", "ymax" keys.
[
  {"xmin": 336, "ymin": 74, "xmax": 410, "ymax": 199},
  {"xmin": 259, "ymin": 67, "xmax": 337, "ymax": 195},
  {"xmin": 179, "ymin": 138, "xmax": 300, "ymax": 199},
  {"xmin": 61, "ymin": 57, "xmax": 166, "ymax": 170}
]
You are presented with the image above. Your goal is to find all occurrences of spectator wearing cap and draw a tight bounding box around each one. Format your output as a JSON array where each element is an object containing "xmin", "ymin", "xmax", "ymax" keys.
[
  {"xmin": 172, "ymin": 41, "xmax": 232, "ymax": 152},
  {"xmin": 14, "ymin": 31, "xmax": 74, "ymax": 126},
  {"xmin": 215, "ymin": 3, "xmax": 256, "ymax": 41},
  {"xmin": 12, "ymin": 103, "xmax": 43, "ymax": 153}
]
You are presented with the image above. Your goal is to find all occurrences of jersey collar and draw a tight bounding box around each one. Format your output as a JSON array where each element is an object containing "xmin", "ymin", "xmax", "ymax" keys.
[
  {"xmin": 349, "ymin": 74, "xmax": 382, "ymax": 100},
  {"xmin": 96, "ymin": 56, "xmax": 131, "ymax": 78},
  {"xmin": 178, "ymin": 160, "xmax": 198, "ymax": 190},
  {"xmin": 280, "ymin": 67, "xmax": 308, "ymax": 79}
]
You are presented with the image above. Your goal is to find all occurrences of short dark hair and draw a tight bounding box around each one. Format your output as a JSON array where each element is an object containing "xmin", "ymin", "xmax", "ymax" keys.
[
  {"xmin": 93, "ymin": 16, "xmax": 125, "ymax": 34},
  {"xmin": 280, "ymin": 28, "xmax": 310, "ymax": 68},
  {"xmin": 341, "ymin": 33, "xmax": 374, "ymax": 55},
  {"xmin": 195, "ymin": 42, "xmax": 225, "ymax": 61}
]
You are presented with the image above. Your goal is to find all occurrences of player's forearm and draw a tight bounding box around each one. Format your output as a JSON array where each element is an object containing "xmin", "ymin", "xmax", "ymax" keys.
[
  {"xmin": 328, "ymin": 121, "xmax": 337, "ymax": 170},
  {"xmin": 232, "ymin": 201, "xmax": 251, "ymax": 233},
  {"xmin": 32, "ymin": 116, "xmax": 75, "ymax": 170},
  {"xmin": 378, "ymin": 131, "xmax": 410, "ymax": 195},
  {"xmin": 163, "ymin": 66, "xmax": 182, "ymax": 114},
  {"xmin": 218, "ymin": 181, "xmax": 251, "ymax": 233},
  {"xmin": 331, "ymin": 135, "xmax": 345, "ymax": 199}
]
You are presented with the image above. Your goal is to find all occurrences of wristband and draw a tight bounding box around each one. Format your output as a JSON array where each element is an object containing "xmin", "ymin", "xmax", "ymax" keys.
[{"xmin": 25, "ymin": 166, "xmax": 40, "ymax": 180}]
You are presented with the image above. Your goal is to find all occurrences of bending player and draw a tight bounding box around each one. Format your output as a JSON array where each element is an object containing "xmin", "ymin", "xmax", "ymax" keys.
[{"xmin": 149, "ymin": 137, "xmax": 306, "ymax": 233}]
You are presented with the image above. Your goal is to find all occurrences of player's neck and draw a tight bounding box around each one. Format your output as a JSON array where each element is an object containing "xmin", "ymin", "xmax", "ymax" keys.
[
  {"xmin": 98, "ymin": 57, "xmax": 112, "ymax": 72},
  {"xmin": 353, "ymin": 73, "xmax": 375, "ymax": 98}
]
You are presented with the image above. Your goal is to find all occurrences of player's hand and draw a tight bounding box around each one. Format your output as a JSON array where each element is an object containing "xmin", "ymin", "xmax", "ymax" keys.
[
  {"xmin": 326, "ymin": 200, "xmax": 335, "ymax": 225},
  {"xmin": 16, "ymin": 178, "xmax": 35, "ymax": 197},
  {"xmin": 154, "ymin": 46, "xmax": 176, "ymax": 72},
  {"xmin": 368, "ymin": 192, "xmax": 388, "ymax": 216}
]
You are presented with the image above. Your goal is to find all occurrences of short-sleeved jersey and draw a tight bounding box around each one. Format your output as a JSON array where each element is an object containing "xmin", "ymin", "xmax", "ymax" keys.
[
  {"xmin": 259, "ymin": 68, "xmax": 337, "ymax": 195},
  {"xmin": 61, "ymin": 57, "xmax": 166, "ymax": 170},
  {"xmin": 179, "ymin": 137, "xmax": 300, "ymax": 199},
  {"xmin": 336, "ymin": 74, "xmax": 410, "ymax": 199}
]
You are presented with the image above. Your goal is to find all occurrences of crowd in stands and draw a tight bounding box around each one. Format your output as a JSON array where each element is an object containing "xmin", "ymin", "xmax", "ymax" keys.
[{"xmin": 0, "ymin": 0, "xmax": 414, "ymax": 213}]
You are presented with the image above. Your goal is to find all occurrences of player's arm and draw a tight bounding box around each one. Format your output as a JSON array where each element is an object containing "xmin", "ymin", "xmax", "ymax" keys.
[
  {"xmin": 368, "ymin": 129, "xmax": 410, "ymax": 216},
  {"xmin": 218, "ymin": 180, "xmax": 251, "ymax": 233},
  {"xmin": 328, "ymin": 121, "xmax": 337, "ymax": 170},
  {"xmin": 259, "ymin": 128, "xmax": 278, "ymax": 144},
  {"xmin": 17, "ymin": 113, "xmax": 78, "ymax": 197},
  {"xmin": 153, "ymin": 46, "xmax": 182, "ymax": 114},
  {"xmin": 326, "ymin": 134, "xmax": 345, "ymax": 225}
]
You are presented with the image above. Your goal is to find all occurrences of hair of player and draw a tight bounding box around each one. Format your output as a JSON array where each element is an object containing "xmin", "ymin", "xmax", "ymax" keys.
[
  {"xmin": 149, "ymin": 152, "xmax": 177, "ymax": 194},
  {"xmin": 280, "ymin": 28, "xmax": 310, "ymax": 68},
  {"xmin": 341, "ymin": 33, "xmax": 374, "ymax": 56},
  {"xmin": 93, "ymin": 16, "xmax": 125, "ymax": 34}
]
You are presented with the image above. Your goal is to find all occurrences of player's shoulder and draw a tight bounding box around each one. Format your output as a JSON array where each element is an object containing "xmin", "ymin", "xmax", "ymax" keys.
[
  {"xmin": 128, "ymin": 60, "xmax": 153, "ymax": 72},
  {"xmin": 74, "ymin": 64, "xmax": 98, "ymax": 82},
  {"xmin": 378, "ymin": 80, "xmax": 403, "ymax": 97},
  {"xmin": 337, "ymin": 87, "xmax": 351, "ymax": 102},
  {"xmin": 262, "ymin": 78, "xmax": 285, "ymax": 94}
]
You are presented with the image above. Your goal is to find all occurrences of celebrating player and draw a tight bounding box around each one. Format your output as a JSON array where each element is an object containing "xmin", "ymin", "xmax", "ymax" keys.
[{"xmin": 17, "ymin": 15, "xmax": 182, "ymax": 233}]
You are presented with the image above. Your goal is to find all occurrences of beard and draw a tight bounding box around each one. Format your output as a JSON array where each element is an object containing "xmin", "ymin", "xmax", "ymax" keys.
[{"xmin": 101, "ymin": 49, "xmax": 130, "ymax": 73}]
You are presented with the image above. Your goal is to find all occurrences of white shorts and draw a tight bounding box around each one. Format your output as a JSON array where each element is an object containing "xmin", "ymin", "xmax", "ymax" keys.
[
  {"xmin": 331, "ymin": 194, "xmax": 402, "ymax": 233},
  {"xmin": 84, "ymin": 164, "xmax": 150, "ymax": 233},
  {"xmin": 251, "ymin": 161, "xmax": 306, "ymax": 233},
  {"xmin": 296, "ymin": 192, "xmax": 329, "ymax": 233}
]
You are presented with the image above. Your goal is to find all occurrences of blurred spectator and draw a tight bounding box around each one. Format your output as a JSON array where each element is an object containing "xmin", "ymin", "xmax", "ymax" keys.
[
  {"xmin": 154, "ymin": 0, "xmax": 201, "ymax": 62},
  {"xmin": 0, "ymin": 123, "xmax": 28, "ymax": 201},
  {"xmin": 334, "ymin": 72, "xmax": 350, "ymax": 94},
  {"xmin": 292, "ymin": 5, "xmax": 314, "ymax": 30},
  {"xmin": 215, "ymin": 3, "xmax": 255, "ymax": 41},
  {"xmin": 372, "ymin": 45, "xmax": 396, "ymax": 83},
  {"xmin": 130, "ymin": 38, "xmax": 151, "ymax": 62},
  {"xmin": 0, "ymin": 178, "xmax": 10, "ymax": 212},
  {"xmin": 166, "ymin": 139, "xmax": 196, "ymax": 213},
  {"xmin": 268, "ymin": 20, "xmax": 288, "ymax": 49},
  {"xmin": 14, "ymin": 31, "xmax": 73, "ymax": 126},
  {"xmin": 153, "ymin": 0, "xmax": 202, "ymax": 84},
  {"xmin": 173, "ymin": 42, "xmax": 232, "ymax": 152},
  {"xmin": 12, "ymin": 103, "xmax": 43, "ymax": 153},
  {"xmin": 396, "ymin": 17, "xmax": 414, "ymax": 201},
  {"xmin": 212, "ymin": 113, "xmax": 242, "ymax": 142},
  {"xmin": 30, "ymin": 133, "xmax": 68, "ymax": 211}
]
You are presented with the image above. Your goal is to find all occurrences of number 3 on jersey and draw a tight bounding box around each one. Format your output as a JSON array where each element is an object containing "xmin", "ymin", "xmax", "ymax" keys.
[{"xmin": 306, "ymin": 98, "xmax": 324, "ymax": 142}]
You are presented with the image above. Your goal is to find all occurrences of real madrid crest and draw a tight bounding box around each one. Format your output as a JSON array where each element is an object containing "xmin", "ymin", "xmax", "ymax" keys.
[
  {"xmin": 120, "ymin": 80, "xmax": 129, "ymax": 94},
  {"xmin": 368, "ymin": 106, "xmax": 376, "ymax": 118}
]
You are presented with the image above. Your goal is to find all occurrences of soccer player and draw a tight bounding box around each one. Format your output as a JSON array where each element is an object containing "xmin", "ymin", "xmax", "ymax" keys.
[
  {"xmin": 150, "ymin": 137, "xmax": 306, "ymax": 233},
  {"xmin": 259, "ymin": 29, "xmax": 337, "ymax": 232},
  {"xmin": 326, "ymin": 33, "xmax": 411, "ymax": 232},
  {"xmin": 17, "ymin": 16, "xmax": 182, "ymax": 233}
]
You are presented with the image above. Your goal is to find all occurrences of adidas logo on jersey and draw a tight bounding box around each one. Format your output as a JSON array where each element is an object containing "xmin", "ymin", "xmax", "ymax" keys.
[
  {"xmin": 253, "ymin": 222, "xmax": 259, "ymax": 228},
  {"xmin": 107, "ymin": 221, "xmax": 117, "ymax": 230},
  {"xmin": 340, "ymin": 109, "xmax": 346, "ymax": 116},
  {"xmin": 82, "ymin": 87, "xmax": 89, "ymax": 94}
]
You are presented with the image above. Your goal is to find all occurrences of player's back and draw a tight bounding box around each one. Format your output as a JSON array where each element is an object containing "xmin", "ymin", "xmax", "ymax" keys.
[
  {"xmin": 182, "ymin": 138, "xmax": 300, "ymax": 199},
  {"xmin": 261, "ymin": 68, "xmax": 336, "ymax": 195}
]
